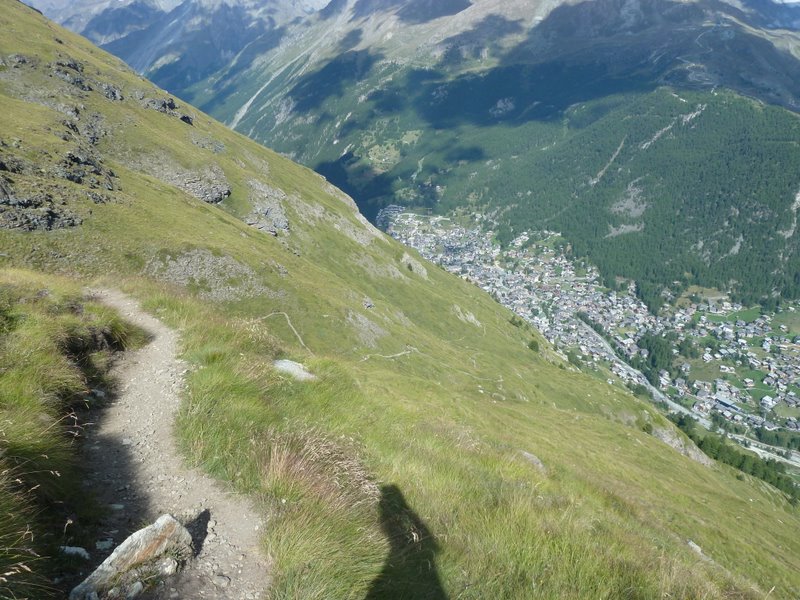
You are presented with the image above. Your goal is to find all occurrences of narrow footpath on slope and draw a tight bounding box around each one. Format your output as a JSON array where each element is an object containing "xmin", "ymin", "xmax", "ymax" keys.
[{"xmin": 80, "ymin": 289, "xmax": 269, "ymax": 599}]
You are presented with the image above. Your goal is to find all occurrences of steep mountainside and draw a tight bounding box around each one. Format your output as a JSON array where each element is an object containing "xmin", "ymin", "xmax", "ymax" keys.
[
  {"xmin": 2, "ymin": 1, "xmax": 800, "ymax": 597},
  {"xmin": 36, "ymin": 0, "xmax": 800, "ymax": 306}
]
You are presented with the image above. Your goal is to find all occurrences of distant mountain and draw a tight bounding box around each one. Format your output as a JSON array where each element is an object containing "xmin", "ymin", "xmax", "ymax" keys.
[
  {"xmin": 29, "ymin": 0, "xmax": 330, "ymax": 86},
  {"xmin": 35, "ymin": 0, "xmax": 800, "ymax": 306}
]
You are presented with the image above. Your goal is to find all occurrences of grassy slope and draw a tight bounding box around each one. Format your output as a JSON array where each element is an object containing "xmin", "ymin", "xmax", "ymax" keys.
[{"xmin": 0, "ymin": 1, "xmax": 799, "ymax": 597}]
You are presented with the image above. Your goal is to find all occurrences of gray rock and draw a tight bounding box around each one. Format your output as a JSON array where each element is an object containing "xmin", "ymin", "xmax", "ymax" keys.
[
  {"xmin": 50, "ymin": 59, "xmax": 91, "ymax": 91},
  {"xmin": 69, "ymin": 515, "xmax": 192, "ymax": 600},
  {"xmin": 53, "ymin": 68, "xmax": 92, "ymax": 91},
  {"xmin": 126, "ymin": 581, "xmax": 144, "ymax": 599},
  {"xmin": 53, "ymin": 58, "xmax": 84, "ymax": 73},
  {"xmin": 212, "ymin": 575, "xmax": 231, "ymax": 588},
  {"xmin": 100, "ymin": 83, "xmax": 124, "ymax": 102},
  {"xmin": 0, "ymin": 155, "xmax": 25, "ymax": 174},
  {"xmin": 520, "ymin": 450, "xmax": 547, "ymax": 474},
  {"xmin": 158, "ymin": 557, "xmax": 179, "ymax": 576},
  {"xmin": 95, "ymin": 539, "xmax": 114, "ymax": 551},
  {"xmin": 0, "ymin": 177, "xmax": 11, "ymax": 201},
  {"xmin": 146, "ymin": 248, "xmax": 275, "ymax": 302},
  {"xmin": 273, "ymin": 360, "xmax": 316, "ymax": 382},
  {"xmin": 0, "ymin": 189, "xmax": 82, "ymax": 231},
  {"xmin": 652, "ymin": 426, "xmax": 714, "ymax": 467},
  {"xmin": 245, "ymin": 180, "xmax": 289, "ymax": 235},
  {"xmin": 60, "ymin": 546, "xmax": 90, "ymax": 560},
  {"xmin": 141, "ymin": 97, "xmax": 179, "ymax": 116},
  {"xmin": 57, "ymin": 148, "xmax": 115, "ymax": 190},
  {"xmin": 4, "ymin": 54, "xmax": 30, "ymax": 67}
]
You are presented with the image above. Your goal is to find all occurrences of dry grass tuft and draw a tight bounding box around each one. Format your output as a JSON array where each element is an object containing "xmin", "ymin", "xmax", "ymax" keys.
[{"xmin": 258, "ymin": 427, "xmax": 379, "ymax": 510}]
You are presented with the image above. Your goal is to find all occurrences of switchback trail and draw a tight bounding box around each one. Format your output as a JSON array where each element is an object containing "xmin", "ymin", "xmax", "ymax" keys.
[{"xmin": 81, "ymin": 289, "xmax": 269, "ymax": 599}]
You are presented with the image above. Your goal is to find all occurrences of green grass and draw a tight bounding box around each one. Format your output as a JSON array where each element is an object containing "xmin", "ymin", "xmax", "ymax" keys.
[
  {"xmin": 773, "ymin": 309, "xmax": 800, "ymax": 335},
  {"xmin": 705, "ymin": 307, "xmax": 762, "ymax": 324},
  {"xmin": 0, "ymin": 2, "xmax": 799, "ymax": 598},
  {"xmin": 687, "ymin": 359, "xmax": 723, "ymax": 382},
  {"xmin": 774, "ymin": 404, "xmax": 800, "ymax": 419}
]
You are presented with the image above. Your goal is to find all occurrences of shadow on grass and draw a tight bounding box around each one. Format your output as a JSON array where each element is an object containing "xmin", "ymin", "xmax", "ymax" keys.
[{"xmin": 365, "ymin": 484, "xmax": 447, "ymax": 600}]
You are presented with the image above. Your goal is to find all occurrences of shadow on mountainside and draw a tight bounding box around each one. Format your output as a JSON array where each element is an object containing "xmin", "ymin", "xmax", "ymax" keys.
[
  {"xmin": 293, "ymin": 0, "xmax": 800, "ymax": 223},
  {"xmin": 365, "ymin": 484, "xmax": 447, "ymax": 600}
]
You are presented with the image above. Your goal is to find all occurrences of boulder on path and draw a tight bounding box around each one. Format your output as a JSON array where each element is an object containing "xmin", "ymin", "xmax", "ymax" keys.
[{"xmin": 70, "ymin": 514, "xmax": 192, "ymax": 600}]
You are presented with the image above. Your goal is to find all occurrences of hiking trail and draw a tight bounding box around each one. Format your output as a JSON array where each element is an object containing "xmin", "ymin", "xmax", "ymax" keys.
[{"xmin": 80, "ymin": 289, "xmax": 269, "ymax": 599}]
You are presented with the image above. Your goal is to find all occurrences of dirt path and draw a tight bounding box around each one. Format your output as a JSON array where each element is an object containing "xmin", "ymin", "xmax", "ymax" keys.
[{"xmin": 81, "ymin": 289, "xmax": 270, "ymax": 599}]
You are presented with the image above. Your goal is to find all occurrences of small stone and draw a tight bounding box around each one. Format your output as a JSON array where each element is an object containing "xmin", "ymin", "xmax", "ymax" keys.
[
  {"xmin": 110, "ymin": 504, "xmax": 125, "ymax": 511},
  {"xmin": 60, "ymin": 546, "xmax": 90, "ymax": 560},
  {"xmin": 121, "ymin": 438, "xmax": 133, "ymax": 446},
  {"xmin": 212, "ymin": 575, "xmax": 230, "ymax": 588},
  {"xmin": 95, "ymin": 539, "xmax": 114, "ymax": 551},
  {"xmin": 126, "ymin": 581, "xmax": 143, "ymax": 598},
  {"xmin": 158, "ymin": 557, "xmax": 178, "ymax": 576}
]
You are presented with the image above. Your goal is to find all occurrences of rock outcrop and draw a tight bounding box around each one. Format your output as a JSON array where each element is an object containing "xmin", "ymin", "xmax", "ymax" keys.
[
  {"xmin": 69, "ymin": 514, "xmax": 193, "ymax": 600},
  {"xmin": 135, "ymin": 93, "xmax": 194, "ymax": 126},
  {"xmin": 0, "ymin": 183, "xmax": 82, "ymax": 231},
  {"xmin": 178, "ymin": 165, "xmax": 230, "ymax": 204},
  {"xmin": 653, "ymin": 426, "xmax": 714, "ymax": 467},
  {"xmin": 245, "ymin": 180, "xmax": 289, "ymax": 235}
]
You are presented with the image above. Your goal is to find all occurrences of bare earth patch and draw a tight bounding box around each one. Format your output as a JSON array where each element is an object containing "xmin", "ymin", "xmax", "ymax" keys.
[{"xmin": 146, "ymin": 249, "xmax": 277, "ymax": 302}]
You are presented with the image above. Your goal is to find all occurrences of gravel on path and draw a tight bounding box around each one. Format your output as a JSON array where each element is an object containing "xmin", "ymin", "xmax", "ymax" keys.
[{"xmin": 81, "ymin": 289, "xmax": 270, "ymax": 599}]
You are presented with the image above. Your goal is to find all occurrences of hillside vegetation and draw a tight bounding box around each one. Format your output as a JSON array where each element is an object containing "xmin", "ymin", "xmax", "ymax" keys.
[
  {"xmin": 1, "ymin": 1, "xmax": 800, "ymax": 597},
  {"xmin": 150, "ymin": 0, "xmax": 800, "ymax": 308}
]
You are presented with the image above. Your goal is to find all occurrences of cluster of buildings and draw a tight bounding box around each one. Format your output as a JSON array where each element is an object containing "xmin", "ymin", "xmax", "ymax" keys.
[{"xmin": 385, "ymin": 210, "xmax": 800, "ymax": 437}]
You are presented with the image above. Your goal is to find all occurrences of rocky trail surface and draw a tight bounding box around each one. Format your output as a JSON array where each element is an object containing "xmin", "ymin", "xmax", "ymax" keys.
[{"xmin": 79, "ymin": 289, "xmax": 269, "ymax": 599}]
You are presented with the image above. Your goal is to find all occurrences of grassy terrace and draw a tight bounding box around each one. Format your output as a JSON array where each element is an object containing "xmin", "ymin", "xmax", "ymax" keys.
[
  {"xmin": 0, "ymin": 2, "xmax": 799, "ymax": 597},
  {"xmin": 705, "ymin": 307, "xmax": 763, "ymax": 325}
]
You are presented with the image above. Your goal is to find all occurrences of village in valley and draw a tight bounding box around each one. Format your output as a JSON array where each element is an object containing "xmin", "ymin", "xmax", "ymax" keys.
[{"xmin": 382, "ymin": 207, "xmax": 800, "ymax": 464}]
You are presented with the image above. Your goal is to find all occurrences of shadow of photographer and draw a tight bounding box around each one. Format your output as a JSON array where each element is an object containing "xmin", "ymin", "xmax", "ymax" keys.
[{"xmin": 365, "ymin": 484, "xmax": 447, "ymax": 600}]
